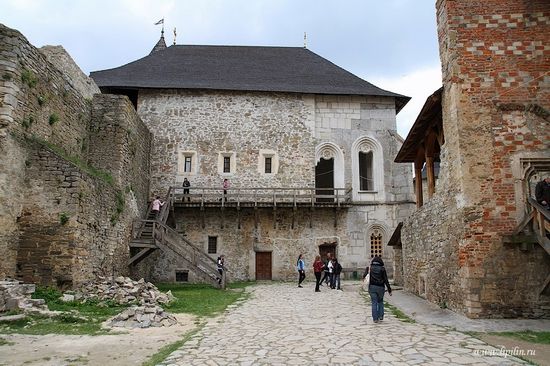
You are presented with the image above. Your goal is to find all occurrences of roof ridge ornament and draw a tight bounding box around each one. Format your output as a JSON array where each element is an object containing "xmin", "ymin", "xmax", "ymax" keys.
[{"xmin": 303, "ymin": 32, "xmax": 307, "ymax": 49}]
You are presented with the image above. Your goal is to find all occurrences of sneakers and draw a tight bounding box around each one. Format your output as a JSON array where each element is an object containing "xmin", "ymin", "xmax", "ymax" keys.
[
  {"xmin": 379, "ymin": 317, "xmax": 383, "ymax": 321},
  {"xmin": 373, "ymin": 319, "xmax": 379, "ymax": 324},
  {"xmin": 298, "ymin": 285, "xmax": 303, "ymax": 288},
  {"xmin": 315, "ymin": 290, "xmax": 321, "ymax": 292}
]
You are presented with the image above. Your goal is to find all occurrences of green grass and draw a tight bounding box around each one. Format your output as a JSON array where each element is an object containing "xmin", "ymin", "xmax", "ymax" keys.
[
  {"xmin": 468, "ymin": 330, "xmax": 550, "ymax": 345},
  {"xmin": 157, "ymin": 282, "xmax": 253, "ymax": 317}
]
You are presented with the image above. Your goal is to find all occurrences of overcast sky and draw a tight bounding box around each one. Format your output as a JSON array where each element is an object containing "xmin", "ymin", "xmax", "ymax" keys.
[{"xmin": 2, "ymin": 0, "xmax": 442, "ymax": 137}]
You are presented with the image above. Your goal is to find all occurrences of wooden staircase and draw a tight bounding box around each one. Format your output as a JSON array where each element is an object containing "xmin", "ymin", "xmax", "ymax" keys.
[
  {"xmin": 503, "ymin": 198, "xmax": 550, "ymax": 295},
  {"xmin": 129, "ymin": 190, "xmax": 226, "ymax": 289}
]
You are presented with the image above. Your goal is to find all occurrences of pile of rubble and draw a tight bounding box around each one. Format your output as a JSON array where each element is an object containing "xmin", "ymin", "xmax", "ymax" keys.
[
  {"xmin": 0, "ymin": 279, "xmax": 48, "ymax": 316},
  {"xmin": 64, "ymin": 276, "xmax": 174, "ymax": 306},
  {"xmin": 107, "ymin": 303, "xmax": 179, "ymax": 328}
]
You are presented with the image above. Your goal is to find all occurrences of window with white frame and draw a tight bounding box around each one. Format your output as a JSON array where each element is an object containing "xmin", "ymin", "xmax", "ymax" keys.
[
  {"xmin": 178, "ymin": 151, "xmax": 197, "ymax": 174},
  {"xmin": 351, "ymin": 137, "xmax": 384, "ymax": 201},
  {"xmin": 258, "ymin": 149, "xmax": 279, "ymax": 175},
  {"xmin": 218, "ymin": 152, "xmax": 236, "ymax": 174}
]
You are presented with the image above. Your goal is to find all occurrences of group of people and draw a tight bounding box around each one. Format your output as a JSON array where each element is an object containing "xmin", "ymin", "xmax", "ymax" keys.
[{"xmin": 297, "ymin": 253, "xmax": 392, "ymax": 324}]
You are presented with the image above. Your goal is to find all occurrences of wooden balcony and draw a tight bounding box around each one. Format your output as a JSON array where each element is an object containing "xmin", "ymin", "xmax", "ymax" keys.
[{"xmin": 168, "ymin": 186, "xmax": 353, "ymax": 209}]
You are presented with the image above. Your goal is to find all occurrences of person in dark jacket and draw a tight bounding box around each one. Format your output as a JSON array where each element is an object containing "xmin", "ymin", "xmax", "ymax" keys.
[
  {"xmin": 331, "ymin": 258, "xmax": 342, "ymax": 290},
  {"xmin": 535, "ymin": 175, "xmax": 550, "ymax": 210},
  {"xmin": 363, "ymin": 256, "xmax": 392, "ymax": 323}
]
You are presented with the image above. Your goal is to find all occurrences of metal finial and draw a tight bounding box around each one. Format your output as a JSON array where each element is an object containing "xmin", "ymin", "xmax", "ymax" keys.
[
  {"xmin": 173, "ymin": 28, "xmax": 177, "ymax": 45},
  {"xmin": 303, "ymin": 32, "xmax": 307, "ymax": 48}
]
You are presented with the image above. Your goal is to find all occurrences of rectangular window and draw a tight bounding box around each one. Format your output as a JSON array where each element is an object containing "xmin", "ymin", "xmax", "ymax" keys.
[
  {"xmin": 359, "ymin": 151, "xmax": 373, "ymax": 191},
  {"xmin": 175, "ymin": 270, "xmax": 189, "ymax": 282},
  {"xmin": 208, "ymin": 236, "xmax": 217, "ymax": 254},
  {"xmin": 184, "ymin": 156, "xmax": 192, "ymax": 172},
  {"xmin": 223, "ymin": 157, "xmax": 231, "ymax": 173},
  {"xmin": 265, "ymin": 157, "xmax": 272, "ymax": 174}
]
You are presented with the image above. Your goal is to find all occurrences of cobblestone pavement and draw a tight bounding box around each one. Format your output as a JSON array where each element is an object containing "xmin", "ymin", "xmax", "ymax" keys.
[{"xmin": 160, "ymin": 281, "xmax": 530, "ymax": 365}]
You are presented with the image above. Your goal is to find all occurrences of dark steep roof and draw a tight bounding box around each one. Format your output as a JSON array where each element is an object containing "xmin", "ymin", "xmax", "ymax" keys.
[{"xmin": 90, "ymin": 45, "xmax": 410, "ymax": 113}]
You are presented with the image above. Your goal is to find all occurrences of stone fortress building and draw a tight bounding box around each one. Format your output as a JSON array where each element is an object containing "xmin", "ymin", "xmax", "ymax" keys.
[{"xmin": 90, "ymin": 35, "xmax": 415, "ymax": 283}]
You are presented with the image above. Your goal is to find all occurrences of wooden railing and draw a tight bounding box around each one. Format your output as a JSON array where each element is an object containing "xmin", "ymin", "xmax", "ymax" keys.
[
  {"xmin": 166, "ymin": 186, "xmax": 352, "ymax": 208},
  {"xmin": 130, "ymin": 219, "xmax": 227, "ymax": 289}
]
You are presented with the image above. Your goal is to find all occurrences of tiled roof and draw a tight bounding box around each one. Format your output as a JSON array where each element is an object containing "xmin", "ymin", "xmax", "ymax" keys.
[{"xmin": 90, "ymin": 45, "xmax": 410, "ymax": 113}]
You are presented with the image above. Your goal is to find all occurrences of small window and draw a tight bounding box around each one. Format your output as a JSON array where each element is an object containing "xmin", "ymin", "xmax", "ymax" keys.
[
  {"xmin": 223, "ymin": 157, "xmax": 231, "ymax": 173},
  {"xmin": 359, "ymin": 151, "xmax": 373, "ymax": 191},
  {"xmin": 370, "ymin": 232, "xmax": 382, "ymax": 258},
  {"xmin": 208, "ymin": 236, "xmax": 218, "ymax": 254},
  {"xmin": 265, "ymin": 157, "xmax": 272, "ymax": 174},
  {"xmin": 184, "ymin": 156, "xmax": 192, "ymax": 172},
  {"xmin": 175, "ymin": 270, "xmax": 189, "ymax": 282}
]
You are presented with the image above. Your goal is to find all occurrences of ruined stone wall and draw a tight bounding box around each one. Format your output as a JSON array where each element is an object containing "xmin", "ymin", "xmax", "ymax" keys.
[
  {"xmin": 400, "ymin": 0, "xmax": 550, "ymax": 318},
  {"xmin": 0, "ymin": 24, "xmax": 151, "ymax": 288},
  {"xmin": 89, "ymin": 94, "xmax": 152, "ymax": 212},
  {"xmin": 17, "ymin": 140, "xmax": 140, "ymax": 288}
]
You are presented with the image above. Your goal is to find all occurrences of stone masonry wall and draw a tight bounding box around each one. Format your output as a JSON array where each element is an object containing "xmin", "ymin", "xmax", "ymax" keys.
[
  {"xmin": 138, "ymin": 89, "xmax": 317, "ymax": 197},
  {"xmin": 400, "ymin": 0, "xmax": 550, "ymax": 318},
  {"xmin": 0, "ymin": 24, "xmax": 151, "ymax": 288}
]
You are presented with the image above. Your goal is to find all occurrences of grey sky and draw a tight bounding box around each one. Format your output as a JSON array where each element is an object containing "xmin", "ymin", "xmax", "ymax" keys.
[{"xmin": 2, "ymin": 0, "xmax": 443, "ymax": 136}]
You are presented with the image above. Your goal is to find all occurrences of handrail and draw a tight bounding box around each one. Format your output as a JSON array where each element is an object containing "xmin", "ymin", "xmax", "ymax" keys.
[
  {"xmin": 528, "ymin": 197, "xmax": 550, "ymax": 239},
  {"xmin": 166, "ymin": 186, "xmax": 352, "ymax": 206}
]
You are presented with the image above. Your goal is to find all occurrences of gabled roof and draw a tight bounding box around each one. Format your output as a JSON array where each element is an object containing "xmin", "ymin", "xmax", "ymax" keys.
[{"xmin": 90, "ymin": 45, "xmax": 410, "ymax": 113}]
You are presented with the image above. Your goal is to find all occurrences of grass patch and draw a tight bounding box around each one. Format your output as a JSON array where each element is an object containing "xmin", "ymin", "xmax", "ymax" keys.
[
  {"xmin": 30, "ymin": 135, "xmax": 115, "ymax": 184},
  {"xmin": 467, "ymin": 330, "xmax": 550, "ymax": 345},
  {"xmin": 157, "ymin": 282, "xmax": 253, "ymax": 318},
  {"xmin": 142, "ymin": 323, "xmax": 206, "ymax": 366},
  {"xmin": 0, "ymin": 337, "xmax": 15, "ymax": 346}
]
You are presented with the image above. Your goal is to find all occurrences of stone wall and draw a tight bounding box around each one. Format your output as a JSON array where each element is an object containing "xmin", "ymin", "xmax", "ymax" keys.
[
  {"xmin": 0, "ymin": 24, "xmax": 152, "ymax": 288},
  {"xmin": 135, "ymin": 88, "xmax": 414, "ymax": 279},
  {"xmin": 400, "ymin": 0, "xmax": 550, "ymax": 318}
]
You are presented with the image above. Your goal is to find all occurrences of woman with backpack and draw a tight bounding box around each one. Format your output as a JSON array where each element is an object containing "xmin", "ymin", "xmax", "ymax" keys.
[{"xmin": 363, "ymin": 256, "xmax": 392, "ymax": 323}]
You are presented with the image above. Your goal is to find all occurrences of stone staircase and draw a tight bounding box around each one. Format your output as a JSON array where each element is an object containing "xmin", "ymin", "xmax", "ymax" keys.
[{"xmin": 129, "ymin": 190, "xmax": 225, "ymax": 289}]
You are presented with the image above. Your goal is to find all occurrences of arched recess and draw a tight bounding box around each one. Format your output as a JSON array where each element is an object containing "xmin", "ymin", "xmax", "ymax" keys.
[
  {"xmin": 366, "ymin": 224, "xmax": 390, "ymax": 259},
  {"xmin": 315, "ymin": 142, "xmax": 345, "ymax": 190},
  {"xmin": 351, "ymin": 137, "xmax": 384, "ymax": 201}
]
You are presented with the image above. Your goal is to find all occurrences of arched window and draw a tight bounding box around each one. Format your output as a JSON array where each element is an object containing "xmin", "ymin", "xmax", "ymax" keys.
[
  {"xmin": 315, "ymin": 142, "xmax": 345, "ymax": 189},
  {"xmin": 352, "ymin": 137, "xmax": 384, "ymax": 201}
]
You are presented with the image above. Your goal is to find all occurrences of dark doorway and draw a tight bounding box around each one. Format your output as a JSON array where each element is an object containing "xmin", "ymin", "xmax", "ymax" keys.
[
  {"xmin": 255, "ymin": 252, "xmax": 272, "ymax": 280},
  {"xmin": 319, "ymin": 244, "xmax": 337, "ymax": 261},
  {"xmin": 315, "ymin": 158, "xmax": 334, "ymax": 202}
]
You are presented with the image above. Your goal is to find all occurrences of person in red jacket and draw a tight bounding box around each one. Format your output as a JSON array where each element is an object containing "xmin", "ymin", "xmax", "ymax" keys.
[{"xmin": 313, "ymin": 254, "xmax": 324, "ymax": 292}]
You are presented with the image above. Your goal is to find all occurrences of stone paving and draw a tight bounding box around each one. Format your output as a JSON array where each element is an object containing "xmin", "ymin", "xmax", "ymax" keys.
[{"xmin": 160, "ymin": 281, "xmax": 530, "ymax": 365}]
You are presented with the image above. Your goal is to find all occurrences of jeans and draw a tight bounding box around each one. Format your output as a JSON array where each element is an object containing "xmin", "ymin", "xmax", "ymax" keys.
[
  {"xmin": 315, "ymin": 272, "xmax": 321, "ymax": 291},
  {"xmin": 320, "ymin": 271, "xmax": 330, "ymax": 284},
  {"xmin": 331, "ymin": 274, "xmax": 340, "ymax": 289},
  {"xmin": 368, "ymin": 285, "xmax": 385, "ymax": 321},
  {"xmin": 298, "ymin": 270, "xmax": 305, "ymax": 285}
]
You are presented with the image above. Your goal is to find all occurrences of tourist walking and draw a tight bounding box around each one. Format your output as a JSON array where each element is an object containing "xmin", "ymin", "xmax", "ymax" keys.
[
  {"xmin": 319, "ymin": 253, "xmax": 332, "ymax": 286},
  {"xmin": 331, "ymin": 257, "xmax": 342, "ymax": 290},
  {"xmin": 222, "ymin": 178, "xmax": 228, "ymax": 202},
  {"xmin": 313, "ymin": 254, "xmax": 324, "ymax": 292},
  {"xmin": 182, "ymin": 177, "xmax": 191, "ymax": 202},
  {"xmin": 217, "ymin": 255, "xmax": 225, "ymax": 284},
  {"xmin": 297, "ymin": 254, "xmax": 306, "ymax": 288},
  {"xmin": 363, "ymin": 256, "xmax": 392, "ymax": 323},
  {"xmin": 152, "ymin": 195, "xmax": 164, "ymax": 220}
]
